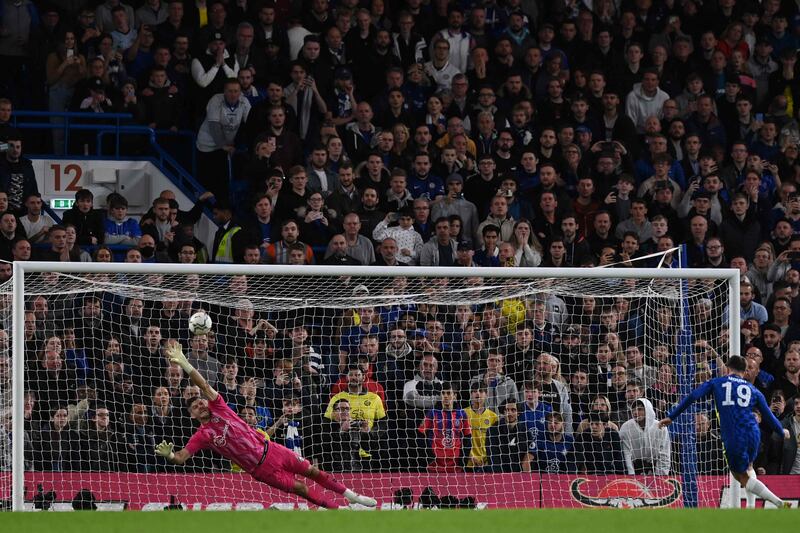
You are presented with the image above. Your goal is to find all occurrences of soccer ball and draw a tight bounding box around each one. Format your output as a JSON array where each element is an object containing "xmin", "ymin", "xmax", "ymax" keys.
[{"xmin": 188, "ymin": 311, "xmax": 213, "ymax": 335}]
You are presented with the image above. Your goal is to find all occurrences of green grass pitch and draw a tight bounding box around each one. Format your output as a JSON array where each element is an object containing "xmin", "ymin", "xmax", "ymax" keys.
[{"xmin": 0, "ymin": 509, "xmax": 796, "ymax": 533}]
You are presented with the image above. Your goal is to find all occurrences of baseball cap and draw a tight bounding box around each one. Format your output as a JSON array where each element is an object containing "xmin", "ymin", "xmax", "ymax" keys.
[
  {"xmin": 208, "ymin": 31, "xmax": 225, "ymax": 44},
  {"xmin": 457, "ymin": 240, "xmax": 473, "ymax": 251},
  {"xmin": 562, "ymin": 325, "xmax": 581, "ymax": 338},
  {"xmin": 446, "ymin": 173, "xmax": 464, "ymax": 184}
]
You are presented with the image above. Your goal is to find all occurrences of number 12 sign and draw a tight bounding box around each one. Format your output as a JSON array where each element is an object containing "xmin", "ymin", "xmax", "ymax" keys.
[{"xmin": 46, "ymin": 162, "xmax": 85, "ymax": 194}]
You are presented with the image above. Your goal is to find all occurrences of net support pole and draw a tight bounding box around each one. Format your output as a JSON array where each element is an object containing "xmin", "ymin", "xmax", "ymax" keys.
[
  {"xmin": 676, "ymin": 245, "xmax": 698, "ymax": 507},
  {"xmin": 11, "ymin": 262, "xmax": 26, "ymax": 511}
]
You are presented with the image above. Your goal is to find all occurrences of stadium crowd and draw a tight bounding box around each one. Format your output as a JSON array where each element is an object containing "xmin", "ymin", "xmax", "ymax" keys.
[{"xmin": 0, "ymin": 0, "xmax": 799, "ymax": 478}]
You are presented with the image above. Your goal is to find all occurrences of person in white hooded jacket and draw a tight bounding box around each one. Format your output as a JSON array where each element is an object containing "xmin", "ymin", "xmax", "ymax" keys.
[
  {"xmin": 624, "ymin": 69, "xmax": 670, "ymax": 133},
  {"xmin": 619, "ymin": 397, "xmax": 671, "ymax": 475}
]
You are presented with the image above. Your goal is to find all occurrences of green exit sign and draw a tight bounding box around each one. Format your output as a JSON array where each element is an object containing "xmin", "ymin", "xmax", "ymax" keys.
[{"xmin": 50, "ymin": 198, "xmax": 75, "ymax": 209}]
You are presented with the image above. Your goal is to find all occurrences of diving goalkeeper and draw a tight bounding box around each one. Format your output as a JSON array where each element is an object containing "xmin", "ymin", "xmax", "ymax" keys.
[{"xmin": 155, "ymin": 340, "xmax": 377, "ymax": 509}]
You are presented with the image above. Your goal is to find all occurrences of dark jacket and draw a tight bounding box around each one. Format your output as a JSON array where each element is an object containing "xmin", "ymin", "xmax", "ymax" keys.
[
  {"xmin": 718, "ymin": 211, "xmax": 761, "ymax": 262},
  {"xmin": 487, "ymin": 419, "xmax": 531, "ymax": 472},
  {"xmin": 774, "ymin": 416, "xmax": 799, "ymax": 475},
  {"xmin": 62, "ymin": 207, "xmax": 105, "ymax": 245},
  {"xmin": 569, "ymin": 428, "xmax": 626, "ymax": 474},
  {"xmin": 0, "ymin": 156, "xmax": 40, "ymax": 213}
]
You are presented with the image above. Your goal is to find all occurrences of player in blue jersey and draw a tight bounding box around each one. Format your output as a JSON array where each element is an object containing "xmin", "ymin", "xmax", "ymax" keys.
[{"xmin": 659, "ymin": 355, "xmax": 792, "ymax": 508}]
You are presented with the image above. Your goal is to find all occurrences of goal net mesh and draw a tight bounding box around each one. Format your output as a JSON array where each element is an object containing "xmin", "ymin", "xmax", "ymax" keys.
[{"xmin": 2, "ymin": 267, "xmax": 735, "ymax": 509}]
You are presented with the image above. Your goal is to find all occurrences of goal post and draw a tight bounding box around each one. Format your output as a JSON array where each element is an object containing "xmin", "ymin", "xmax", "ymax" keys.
[{"xmin": 9, "ymin": 261, "xmax": 740, "ymax": 511}]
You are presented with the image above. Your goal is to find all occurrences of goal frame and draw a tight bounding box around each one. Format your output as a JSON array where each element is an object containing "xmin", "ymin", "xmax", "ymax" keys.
[{"xmin": 10, "ymin": 261, "xmax": 741, "ymax": 511}]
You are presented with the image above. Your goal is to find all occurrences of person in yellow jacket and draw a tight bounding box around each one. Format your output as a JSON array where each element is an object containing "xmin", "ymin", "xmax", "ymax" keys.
[{"xmin": 464, "ymin": 383, "xmax": 498, "ymax": 469}]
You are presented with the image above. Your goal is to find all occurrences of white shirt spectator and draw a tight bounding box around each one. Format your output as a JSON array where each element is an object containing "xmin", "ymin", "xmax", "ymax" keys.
[
  {"xmin": 434, "ymin": 29, "xmax": 472, "ymax": 73},
  {"xmin": 196, "ymin": 93, "xmax": 251, "ymax": 152},
  {"xmin": 618, "ymin": 398, "xmax": 671, "ymax": 475},
  {"xmin": 372, "ymin": 218, "xmax": 424, "ymax": 264},
  {"xmin": 20, "ymin": 212, "xmax": 55, "ymax": 243}
]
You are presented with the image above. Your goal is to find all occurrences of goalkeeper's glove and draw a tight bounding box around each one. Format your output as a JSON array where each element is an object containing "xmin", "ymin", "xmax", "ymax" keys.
[
  {"xmin": 155, "ymin": 440, "xmax": 175, "ymax": 461},
  {"xmin": 166, "ymin": 341, "xmax": 194, "ymax": 374}
]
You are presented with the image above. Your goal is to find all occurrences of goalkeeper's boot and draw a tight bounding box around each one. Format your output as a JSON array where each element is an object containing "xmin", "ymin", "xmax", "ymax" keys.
[{"xmin": 345, "ymin": 492, "xmax": 377, "ymax": 508}]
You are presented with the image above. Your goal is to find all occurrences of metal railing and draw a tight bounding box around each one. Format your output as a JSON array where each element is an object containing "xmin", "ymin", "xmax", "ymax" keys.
[
  {"xmin": 12, "ymin": 110, "xmax": 132, "ymax": 155},
  {"xmin": 12, "ymin": 109, "xmax": 206, "ymax": 206},
  {"xmin": 11, "ymin": 110, "xmax": 198, "ymax": 176}
]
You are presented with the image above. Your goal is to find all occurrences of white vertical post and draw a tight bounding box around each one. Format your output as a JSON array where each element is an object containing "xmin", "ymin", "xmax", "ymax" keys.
[
  {"xmin": 727, "ymin": 270, "xmax": 742, "ymax": 508},
  {"xmin": 729, "ymin": 271, "xmax": 741, "ymax": 357},
  {"xmin": 11, "ymin": 263, "xmax": 26, "ymax": 511}
]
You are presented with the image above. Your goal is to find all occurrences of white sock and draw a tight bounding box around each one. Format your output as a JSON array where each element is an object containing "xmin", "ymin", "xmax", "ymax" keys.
[
  {"xmin": 745, "ymin": 477, "xmax": 783, "ymax": 507},
  {"xmin": 729, "ymin": 474, "xmax": 741, "ymax": 509},
  {"xmin": 745, "ymin": 490, "xmax": 756, "ymax": 508}
]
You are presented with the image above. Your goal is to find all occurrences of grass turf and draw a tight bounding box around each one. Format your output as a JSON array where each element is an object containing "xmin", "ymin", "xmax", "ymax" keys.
[{"xmin": 0, "ymin": 509, "xmax": 795, "ymax": 533}]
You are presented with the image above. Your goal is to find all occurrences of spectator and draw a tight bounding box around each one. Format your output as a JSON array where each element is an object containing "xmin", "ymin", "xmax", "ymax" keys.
[
  {"xmin": 306, "ymin": 144, "xmax": 338, "ymax": 196},
  {"xmin": 418, "ymin": 382, "xmax": 471, "ymax": 472},
  {"xmin": 403, "ymin": 354, "xmax": 443, "ymax": 414},
  {"xmin": 419, "ymin": 217, "xmax": 457, "ymax": 266},
  {"xmin": 104, "ymin": 194, "xmax": 141, "ymax": 246},
  {"xmin": 0, "ymin": 212, "xmax": 25, "ymax": 261},
  {"xmin": 371, "ymin": 237, "xmax": 401, "ymax": 266},
  {"xmin": 695, "ymin": 412, "xmax": 727, "ymax": 475},
  {"xmin": 124, "ymin": 402, "xmax": 157, "ymax": 472},
  {"xmin": 769, "ymin": 397, "xmax": 800, "ymax": 474},
  {"xmin": 625, "ymin": 68, "xmax": 670, "ymax": 133},
  {"xmin": 268, "ymin": 394, "xmax": 309, "ymax": 457},
  {"xmin": 462, "ymin": 383, "xmax": 497, "ymax": 470},
  {"xmin": 19, "ymin": 193, "xmax": 54, "ymax": 244},
  {"xmin": 0, "ymin": 131, "xmax": 39, "ymax": 215},
  {"xmin": 318, "ymin": 398, "xmax": 376, "ymax": 472},
  {"xmin": 327, "ymin": 212, "xmax": 374, "ymax": 265},
  {"xmin": 534, "ymin": 411, "xmax": 574, "ymax": 473},
  {"xmin": 139, "ymin": 65, "xmax": 182, "ymax": 130},
  {"xmin": 468, "ymin": 351, "xmax": 518, "ymax": 412},
  {"xmin": 322, "ymin": 234, "xmax": 361, "ymax": 265},
  {"xmin": 326, "ymin": 162, "xmax": 360, "ymax": 218},
  {"xmin": 296, "ymin": 191, "xmax": 339, "ymax": 247},
  {"xmin": 532, "ymin": 353, "xmax": 573, "ymax": 435},
  {"xmin": 183, "ymin": 333, "xmax": 220, "ymax": 390},
  {"xmin": 209, "ymin": 201, "xmax": 246, "ymax": 263},
  {"xmin": 618, "ymin": 398, "xmax": 671, "ymax": 475},
  {"xmin": 570, "ymin": 411, "xmax": 625, "ymax": 474},
  {"xmin": 29, "ymin": 337, "xmax": 79, "ymax": 421},
  {"xmin": 195, "ymin": 78, "xmax": 251, "ymax": 200},
  {"xmin": 520, "ymin": 380, "xmax": 551, "ymax": 444},
  {"xmin": 771, "ymin": 349, "xmax": 800, "ymax": 402},
  {"xmin": 625, "ymin": 345, "xmax": 657, "ymax": 389},
  {"xmin": 191, "ymin": 30, "xmax": 239, "ymax": 111},
  {"xmin": 487, "ymin": 400, "xmax": 532, "ymax": 472},
  {"xmin": 33, "ymin": 407, "xmax": 78, "ymax": 471},
  {"xmin": 62, "ymin": 189, "xmax": 105, "ymax": 246},
  {"xmin": 372, "ymin": 207, "xmax": 423, "ymax": 264},
  {"xmin": 73, "ymin": 405, "xmax": 124, "ymax": 471},
  {"xmin": 260, "ymin": 219, "xmax": 309, "ymax": 264}
]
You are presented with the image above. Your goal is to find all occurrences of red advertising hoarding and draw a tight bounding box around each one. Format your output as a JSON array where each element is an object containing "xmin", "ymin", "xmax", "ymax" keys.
[{"xmin": 2, "ymin": 473, "xmax": 798, "ymax": 510}]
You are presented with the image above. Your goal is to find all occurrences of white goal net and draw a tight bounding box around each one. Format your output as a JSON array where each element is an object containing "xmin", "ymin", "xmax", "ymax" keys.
[{"xmin": 2, "ymin": 262, "xmax": 740, "ymax": 510}]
